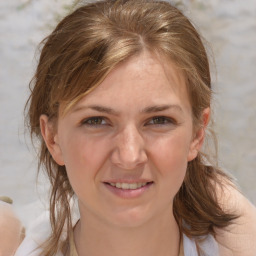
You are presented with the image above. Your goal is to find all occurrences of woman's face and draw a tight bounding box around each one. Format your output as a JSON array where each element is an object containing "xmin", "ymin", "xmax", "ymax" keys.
[{"xmin": 42, "ymin": 51, "xmax": 206, "ymax": 228}]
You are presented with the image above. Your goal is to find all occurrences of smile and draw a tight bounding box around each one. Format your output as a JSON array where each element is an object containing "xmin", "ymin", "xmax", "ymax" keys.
[
  {"xmin": 103, "ymin": 181, "xmax": 154, "ymax": 199},
  {"xmin": 109, "ymin": 182, "xmax": 148, "ymax": 190}
]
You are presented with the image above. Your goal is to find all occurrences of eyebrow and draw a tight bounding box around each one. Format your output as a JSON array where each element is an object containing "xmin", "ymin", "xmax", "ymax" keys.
[
  {"xmin": 142, "ymin": 104, "xmax": 183, "ymax": 113},
  {"xmin": 73, "ymin": 105, "xmax": 119, "ymax": 115},
  {"xmin": 72, "ymin": 104, "xmax": 183, "ymax": 115}
]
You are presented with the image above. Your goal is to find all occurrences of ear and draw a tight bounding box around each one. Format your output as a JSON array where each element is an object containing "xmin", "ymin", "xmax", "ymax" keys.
[
  {"xmin": 187, "ymin": 107, "xmax": 211, "ymax": 161},
  {"xmin": 40, "ymin": 115, "xmax": 65, "ymax": 166}
]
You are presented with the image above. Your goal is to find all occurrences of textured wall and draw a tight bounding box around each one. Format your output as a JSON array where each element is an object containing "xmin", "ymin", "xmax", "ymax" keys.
[{"xmin": 183, "ymin": 0, "xmax": 256, "ymax": 204}]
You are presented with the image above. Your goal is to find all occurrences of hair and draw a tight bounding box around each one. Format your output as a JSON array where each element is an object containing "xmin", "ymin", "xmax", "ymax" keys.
[{"xmin": 26, "ymin": 0, "xmax": 238, "ymax": 255}]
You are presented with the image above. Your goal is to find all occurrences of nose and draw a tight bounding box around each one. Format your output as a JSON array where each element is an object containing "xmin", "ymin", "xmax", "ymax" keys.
[{"xmin": 110, "ymin": 125, "xmax": 148, "ymax": 169}]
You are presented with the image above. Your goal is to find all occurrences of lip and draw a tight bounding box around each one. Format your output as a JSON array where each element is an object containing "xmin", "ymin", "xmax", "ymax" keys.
[{"xmin": 103, "ymin": 181, "xmax": 154, "ymax": 199}]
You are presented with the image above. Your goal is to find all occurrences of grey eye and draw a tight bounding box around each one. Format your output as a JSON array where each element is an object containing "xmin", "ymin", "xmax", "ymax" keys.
[
  {"xmin": 152, "ymin": 117, "xmax": 169, "ymax": 124},
  {"xmin": 83, "ymin": 117, "xmax": 107, "ymax": 125},
  {"xmin": 148, "ymin": 116, "xmax": 173, "ymax": 125}
]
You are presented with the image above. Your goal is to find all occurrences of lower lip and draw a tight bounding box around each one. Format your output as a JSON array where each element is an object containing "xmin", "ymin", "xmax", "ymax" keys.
[{"xmin": 103, "ymin": 182, "xmax": 153, "ymax": 199}]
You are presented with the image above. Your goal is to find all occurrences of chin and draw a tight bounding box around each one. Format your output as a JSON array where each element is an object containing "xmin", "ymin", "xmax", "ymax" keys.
[{"xmin": 105, "ymin": 206, "xmax": 155, "ymax": 228}]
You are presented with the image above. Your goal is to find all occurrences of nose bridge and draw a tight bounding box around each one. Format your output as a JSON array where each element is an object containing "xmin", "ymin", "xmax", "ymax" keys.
[{"xmin": 111, "ymin": 125, "xmax": 147, "ymax": 168}]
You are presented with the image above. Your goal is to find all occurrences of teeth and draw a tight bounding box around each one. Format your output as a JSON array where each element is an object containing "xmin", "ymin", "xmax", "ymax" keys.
[{"xmin": 109, "ymin": 182, "xmax": 148, "ymax": 189}]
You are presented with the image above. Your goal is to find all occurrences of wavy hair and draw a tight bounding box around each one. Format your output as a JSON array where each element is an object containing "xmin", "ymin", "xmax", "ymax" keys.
[{"xmin": 26, "ymin": 0, "xmax": 238, "ymax": 254}]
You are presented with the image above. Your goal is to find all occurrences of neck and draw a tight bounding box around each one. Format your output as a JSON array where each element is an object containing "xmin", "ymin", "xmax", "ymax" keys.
[{"xmin": 74, "ymin": 207, "xmax": 180, "ymax": 256}]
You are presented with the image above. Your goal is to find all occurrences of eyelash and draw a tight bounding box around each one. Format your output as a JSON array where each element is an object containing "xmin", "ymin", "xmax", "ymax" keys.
[{"xmin": 81, "ymin": 116, "xmax": 176, "ymax": 127}]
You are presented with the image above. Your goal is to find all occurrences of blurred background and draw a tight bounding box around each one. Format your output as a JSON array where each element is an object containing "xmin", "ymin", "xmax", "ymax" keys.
[{"xmin": 0, "ymin": 0, "xmax": 255, "ymax": 227}]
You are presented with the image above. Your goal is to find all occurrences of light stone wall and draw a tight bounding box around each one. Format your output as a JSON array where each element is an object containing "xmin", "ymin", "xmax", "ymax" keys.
[{"xmin": 183, "ymin": 0, "xmax": 256, "ymax": 204}]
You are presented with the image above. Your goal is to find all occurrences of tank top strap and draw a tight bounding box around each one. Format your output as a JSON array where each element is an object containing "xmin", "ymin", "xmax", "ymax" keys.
[{"xmin": 183, "ymin": 233, "xmax": 219, "ymax": 256}]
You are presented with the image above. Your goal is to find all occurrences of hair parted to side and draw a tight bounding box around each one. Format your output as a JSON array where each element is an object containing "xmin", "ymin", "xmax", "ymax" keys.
[{"xmin": 26, "ymin": 0, "xmax": 238, "ymax": 254}]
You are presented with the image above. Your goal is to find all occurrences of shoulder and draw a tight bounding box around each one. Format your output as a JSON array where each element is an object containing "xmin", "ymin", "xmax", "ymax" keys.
[
  {"xmin": 15, "ymin": 199, "xmax": 79, "ymax": 256},
  {"xmin": 0, "ymin": 199, "xmax": 25, "ymax": 256},
  {"xmin": 14, "ymin": 210, "xmax": 53, "ymax": 256},
  {"xmin": 214, "ymin": 178, "xmax": 256, "ymax": 256}
]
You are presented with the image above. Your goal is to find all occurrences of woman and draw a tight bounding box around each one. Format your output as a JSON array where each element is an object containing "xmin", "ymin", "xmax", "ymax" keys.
[{"xmin": 12, "ymin": 0, "xmax": 256, "ymax": 255}]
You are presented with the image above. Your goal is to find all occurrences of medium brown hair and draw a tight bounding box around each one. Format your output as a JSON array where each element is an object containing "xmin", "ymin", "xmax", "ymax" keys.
[{"xmin": 26, "ymin": 0, "xmax": 237, "ymax": 254}]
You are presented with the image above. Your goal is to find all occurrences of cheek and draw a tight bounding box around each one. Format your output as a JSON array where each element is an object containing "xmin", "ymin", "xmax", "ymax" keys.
[
  {"xmin": 150, "ymin": 132, "xmax": 191, "ymax": 168},
  {"xmin": 148, "ymin": 133, "xmax": 191, "ymax": 190},
  {"xmin": 59, "ymin": 133, "xmax": 110, "ymax": 190}
]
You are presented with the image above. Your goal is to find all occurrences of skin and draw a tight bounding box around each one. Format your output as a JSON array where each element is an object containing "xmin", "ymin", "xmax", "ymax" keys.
[
  {"xmin": 1, "ymin": 51, "xmax": 254, "ymax": 256},
  {"xmin": 40, "ymin": 51, "xmax": 209, "ymax": 256},
  {"xmin": 215, "ymin": 182, "xmax": 256, "ymax": 255},
  {"xmin": 0, "ymin": 201, "xmax": 25, "ymax": 256}
]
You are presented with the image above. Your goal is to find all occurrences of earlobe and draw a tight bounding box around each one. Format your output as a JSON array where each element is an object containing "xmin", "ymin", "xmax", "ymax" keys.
[
  {"xmin": 40, "ymin": 115, "xmax": 65, "ymax": 166},
  {"xmin": 187, "ymin": 107, "xmax": 211, "ymax": 161}
]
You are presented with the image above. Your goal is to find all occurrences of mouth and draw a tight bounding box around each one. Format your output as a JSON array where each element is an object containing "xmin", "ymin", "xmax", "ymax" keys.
[
  {"xmin": 105, "ymin": 182, "xmax": 153, "ymax": 190},
  {"xmin": 103, "ymin": 181, "xmax": 154, "ymax": 198}
]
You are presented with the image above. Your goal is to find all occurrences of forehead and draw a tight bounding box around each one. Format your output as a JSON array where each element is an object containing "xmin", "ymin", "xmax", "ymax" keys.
[{"xmin": 67, "ymin": 51, "xmax": 191, "ymax": 114}]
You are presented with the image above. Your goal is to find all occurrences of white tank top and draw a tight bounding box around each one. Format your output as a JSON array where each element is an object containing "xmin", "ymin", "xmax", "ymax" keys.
[{"xmin": 183, "ymin": 233, "xmax": 219, "ymax": 256}]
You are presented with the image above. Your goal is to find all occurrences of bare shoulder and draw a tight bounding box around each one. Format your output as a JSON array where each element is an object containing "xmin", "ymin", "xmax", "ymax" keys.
[
  {"xmin": 214, "ymin": 178, "xmax": 256, "ymax": 256},
  {"xmin": 0, "ymin": 198, "xmax": 25, "ymax": 256}
]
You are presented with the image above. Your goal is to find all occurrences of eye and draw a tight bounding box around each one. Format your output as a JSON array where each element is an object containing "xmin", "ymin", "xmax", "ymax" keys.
[
  {"xmin": 146, "ymin": 116, "xmax": 176, "ymax": 126},
  {"xmin": 81, "ymin": 116, "xmax": 108, "ymax": 126}
]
